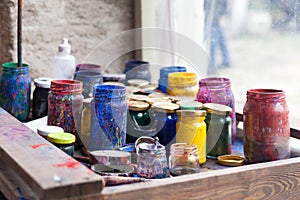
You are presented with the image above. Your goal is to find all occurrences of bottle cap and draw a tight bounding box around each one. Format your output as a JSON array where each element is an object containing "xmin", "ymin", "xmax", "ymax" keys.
[
  {"xmin": 34, "ymin": 77, "xmax": 53, "ymax": 88},
  {"xmin": 128, "ymin": 100, "xmax": 149, "ymax": 111},
  {"xmin": 58, "ymin": 38, "xmax": 71, "ymax": 54},
  {"xmin": 47, "ymin": 132, "xmax": 76, "ymax": 144},
  {"xmin": 151, "ymin": 102, "xmax": 180, "ymax": 113}
]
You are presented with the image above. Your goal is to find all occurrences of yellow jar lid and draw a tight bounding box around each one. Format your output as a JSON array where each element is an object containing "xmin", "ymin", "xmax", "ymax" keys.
[
  {"xmin": 47, "ymin": 132, "xmax": 76, "ymax": 144},
  {"xmin": 128, "ymin": 100, "xmax": 150, "ymax": 111},
  {"xmin": 203, "ymin": 103, "xmax": 232, "ymax": 115}
]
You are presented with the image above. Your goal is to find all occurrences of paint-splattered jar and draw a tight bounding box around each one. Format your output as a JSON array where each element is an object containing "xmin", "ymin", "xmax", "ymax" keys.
[
  {"xmin": 74, "ymin": 71, "xmax": 103, "ymax": 98},
  {"xmin": 243, "ymin": 89, "xmax": 290, "ymax": 163},
  {"xmin": 90, "ymin": 85, "xmax": 127, "ymax": 151},
  {"xmin": 169, "ymin": 143, "xmax": 200, "ymax": 176},
  {"xmin": 47, "ymin": 132, "xmax": 76, "ymax": 157},
  {"xmin": 0, "ymin": 62, "xmax": 31, "ymax": 121},
  {"xmin": 197, "ymin": 77, "xmax": 236, "ymax": 140},
  {"xmin": 167, "ymin": 72, "xmax": 198, "ymax": 97},
  {"xmin": 47, "ymin": 80, "xmax": 83, "ymax": 149},
  {"xmin": 124, "ymin": 60, "xmax": 151, "ymax": 85},
  {"xmin": 32, "ymin": 77, "xmax": 52, "ymax": 119},
  {"xmin": 135, "ymin": 137, "xmax": 168, "ymax": 179},
  {"xmin": 159, "ymin": 66, "xmax": 186, "ymax": 93},
  {"xmin": 203, "ymin": 103, "xmax": 232, "ymax": 158},
  {"xmin": 176, "ymin": 110, "xmax": 207, "ymax": 164}
]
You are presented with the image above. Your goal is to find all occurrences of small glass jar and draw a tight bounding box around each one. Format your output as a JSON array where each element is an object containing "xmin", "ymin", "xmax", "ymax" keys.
[
  {"xmin": 176, "ymin": 110, "xmax": 207, "ymax": 164},
  {"xmin": 32, "ymin": 77, "xmax": 52, "ymax": 119},
  {"xmin": 203, "ymin": 103, "xmax": 232, "ymax": 158},
  {"xmin": 37, "ymin": 125, "xmax": 64, "ymax": 140},
  {"xmin": 0, "ymin": 62, "xmax": 31, "ymax": 121},
  {"xmin": 169, "ymin": 143, "xmax": 200, "ymax": 176},
  {"xmin": 124, "ymin": 60, "xmax": 151, "ymax": 85},
  {"xmin": 167, "ymin": 72, "xmax": 198, "ymax": 97},
  {"xmin": 47, "ymin": 132, "xmax": 76, "ymax": 156},
  {"xmin": 159, "ymin": 66, "xmax": 186, "ymax": 93},
  {"xmin": 74, "ymin": 71, "xmax": 103, "ymax": 98},
  {"xmin": 47, "ymin": 80, "xmax": 83, "ymax": 149}
]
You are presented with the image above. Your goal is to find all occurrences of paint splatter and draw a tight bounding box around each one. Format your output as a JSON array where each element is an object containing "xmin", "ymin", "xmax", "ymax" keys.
[
  {"xmin": 30, "ymin": 143, "xmax": 50, "ymax": 149},
  {"xmin": 54, "ymin": 158, "xmax": 80, "ymax": 169}
]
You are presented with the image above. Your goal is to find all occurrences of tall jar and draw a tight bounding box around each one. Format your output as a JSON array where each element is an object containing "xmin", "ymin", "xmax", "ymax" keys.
[
  {"xmin": 203, "ymin": 103, "xmax": 232, "ymax": 158},
  {"xmin": 196, "ymin": 77, "xmax": 236, "ymax": 140},
  {"xmin": 90, "ymin": 85, "xmax": 127, "ymax": 151},
  {"xmin": 74, "ymin": 71, "xmax": 103, "ymax": 98},
  {"xmin": 167, "ymin": 72, "xmax": 198, "ymax": 97},
  {"xmin": 243, "ymin": 89, "xmax": 290, "ymax": 163},
  {"xmin": 124, "ymin": 60, "xmax": 151, "ymax": 85},
  {"xmin": 159, "ymin": 66, "xmax": 186, "ymax": 93},
  {"xmin": 176, "ymin": 110, "xmax": 207, "ymax": 164},
  {"xmin": 0, "ymin": 62, "xmax": 31, "ymax": 121},
  {"xmin": 47, "ymin": 80, "xmax": 83, "ymax": 149}
]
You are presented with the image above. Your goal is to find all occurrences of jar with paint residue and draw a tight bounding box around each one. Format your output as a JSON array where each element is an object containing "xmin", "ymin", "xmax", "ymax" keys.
[
  {"xmin": 135, "ymin": 137, "xmax": 168, "ymax": 179},
  {"xmin": 167, "ymin": 72, "xmax": 198, "ymax": 97},
  {"xmin": 47, "ymin": 132, "xmax": 76, "ymax": 157},
  {"xmin": 197, "ymin": 77, "xmax": 236, "ymax": 141},
  {"xmin": 176, "ymin": 110, "xmax": 207, "ymax": 164},
  {"xmin": 159, "ymin": 66, "xmax": 186, "ymax": 93},
  {"xmin": 203, "ymin": 103, "xmax": 232, "ymax": 158},
  {"xmin": 90, "ymin": 85, "xmax": 127, "ymax": 151},
  {"xmin": 47, "ymin": 80, "xmax": 83, "ymax": 149},
  {"xmin": 243, "ymin": 89, "xmax": 290, "ymax": 163},
  {"xmin": 74, "ymin": 63, "xmax": 102, "ymax": 78},
  {"xmin": 0, "ymin": 62, "xmax": 31, "ymax": 121},
  {"xmin": 151, "ymin": 102, "xmax": 180, "ymax": 146},
  {"xmin": 32, "ymin": 77, "xmax": 52, "ymax": 119},
  {"xmin": 169, "ymin": 143, "xmax": 200, "ymax": 176},
  {"xmin": 124, "ymin": 60, "xmax": 151, "ymax": 85},
  {"xmin": 74, "ymin": 71, "xmax": 103, "ymax": 98}
]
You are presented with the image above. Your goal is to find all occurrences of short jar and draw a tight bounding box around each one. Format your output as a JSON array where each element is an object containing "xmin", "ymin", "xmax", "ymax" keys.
[{"xmin": 47, "ymin": 132, "xmax": 76, "ymax": 156}]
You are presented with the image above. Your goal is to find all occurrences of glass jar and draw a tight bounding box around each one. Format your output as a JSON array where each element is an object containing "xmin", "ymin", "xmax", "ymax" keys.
[
  {"xmin": 169, "ymin": 143, "xmax": 200, "ymax": 176},
  {"xmin": 243, "ymin": 89, "xmax": 290, "ymax": 163},
  {"xmin": 0, "ymin": 62, "xmax": 31, "ymax": 121},
  {"xmin": 124, "ymin": 60, "xmax": 151, "ymax": 85},
  {"xmin": 203, "ymin": 103, "xmax": 232, "ymax": 158},
  {"xmin": 167, "ymin": 72, "xmax": 198, "ymax": 97},
  {"xmin": 151, "ymin": 102, "xmax": 180, "ymax": 146},
  {"xmin": 90, "ymin": 85, "xmax": 127, "ymax": 151},
  {"xmin": 176, "ymin": 110, "xmax": 207, "ymax": 164},
  {"xmin": 135, "ymin": 137, "xmax": 168, "ymax": 179},
  {"xmin": 47, "ymin": 132, "xmax": 76, "ymax": 157},
  {"xmin": 159, "ymin": 66, "xmax": 186, "ymax": 93},
  {"xmin": 80, "ymin": 98, "xmax": 92, "ymax": 148},
  {"xmin": 47, "ymin": 80, "xmax": 83, "ymax": 149},
  {"xmin": 32, "ymin": 77, "xmax": 52, "ymax": 119},
  {"xmin": 75, "ymin": 63, "xmax": 102, "ymax": 77},
  {"xmin": 197, "ymin": 77, "xmax": 236, "ymax": 140},
  {"xmin": 74, "ymin": 71, "xmax": 103, "ymax": 98}
]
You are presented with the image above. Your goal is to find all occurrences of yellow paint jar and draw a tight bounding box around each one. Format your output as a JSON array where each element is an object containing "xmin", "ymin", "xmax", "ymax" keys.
[
  {"xmin": 176, "ymin": 110, "xmax": 207, "ymax": 164},
  {"xmin": 167, "ymin": 72, "xmax": 198, "ymax": 97}
]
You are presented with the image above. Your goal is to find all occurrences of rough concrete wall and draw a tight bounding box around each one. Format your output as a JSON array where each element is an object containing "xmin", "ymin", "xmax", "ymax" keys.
[{"xmin": 1, "ymin": 0, "xmax": 134, "ymax": 78}]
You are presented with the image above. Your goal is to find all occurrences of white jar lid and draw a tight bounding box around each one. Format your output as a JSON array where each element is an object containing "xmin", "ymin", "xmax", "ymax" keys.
[
  {"xmin": 37, "ymin": 125, "xmax": 64, "ymax": 137},
  {"xmin": 34, "ymin": 77, "xmax": 53, "ymax": 88}
]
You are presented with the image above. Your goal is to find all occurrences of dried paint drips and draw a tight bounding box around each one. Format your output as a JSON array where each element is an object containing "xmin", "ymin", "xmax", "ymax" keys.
[
  {"xmin": 30, "ymin": 143, "xmax": 50, "ymax": 149},
  {"xmin": 54, "ymin": 158, "xmax": 80, "ymax": 169}
]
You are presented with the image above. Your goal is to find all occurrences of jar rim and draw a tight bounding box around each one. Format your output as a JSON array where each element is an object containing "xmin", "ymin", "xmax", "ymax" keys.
[
  {"xmin": 247, "ymin": 89, "xmax": 285, "ymax": 100},
  {"xmin": 199, "ymin": 77, "xmax": 231, "ymax": 87},
  {"xmin": 2, "ymin": 62, "xmax": 29, "ymax": 71},
  {"xmin": 50, "ymin": 80, "xmax": 83, "ymax": 94}
]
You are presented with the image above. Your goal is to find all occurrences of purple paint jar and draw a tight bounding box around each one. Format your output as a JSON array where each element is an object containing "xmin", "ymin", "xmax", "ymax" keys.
[
  {"xmin": 196, "ymin": 77, "xmax": 236, "ymax": 140},
  {"xmin": 47, "ymin": 80, "xmax": 83, "ymax": 149},
  {"xmin": 0, "ymin": 62, "xmax": 31, "ymax": 121}
]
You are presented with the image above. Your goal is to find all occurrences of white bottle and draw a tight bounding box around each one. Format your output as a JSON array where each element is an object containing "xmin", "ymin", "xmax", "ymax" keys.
[{"xmin": 52, "ymin": 38, "xmax": 76, "ymax": 79}]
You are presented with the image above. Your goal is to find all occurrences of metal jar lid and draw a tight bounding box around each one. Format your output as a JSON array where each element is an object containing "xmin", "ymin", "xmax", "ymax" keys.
[
  {"xmin": 129, "ymin": 94, "xmax": 149, "ymax": 102},
  {"xmin": 128, "ymin": 100, "xmax": 150, "ymax": 111},
  {"xmin": 151, "ymin": 102, "xmax": 180, "ymax": 113}
]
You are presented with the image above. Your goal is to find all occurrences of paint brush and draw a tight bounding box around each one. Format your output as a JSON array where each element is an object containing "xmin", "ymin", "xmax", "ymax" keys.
[
  {"xmin": 17, "ymin": 0, "xmax": 22, "ymax": 68},
  {"xmin": 102, "ymin": 176, "xmax": 149, "ymax": 187}
]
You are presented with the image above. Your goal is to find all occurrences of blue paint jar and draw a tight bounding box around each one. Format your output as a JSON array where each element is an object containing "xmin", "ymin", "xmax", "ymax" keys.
[
  {"xmin": 151, "ymin": 102, "xmax": 179, "ymax": 146},
  {"xmin": 74, "ymin": 71, "xmax": 103, "ymax": 98},
  {"xmin": 158, "ymin": 66, "xmax": 186, "ymax": 93},
  {"xmin": 90, "ymin": 85, "xmax": 127, "ymax": 150},
  {"xmin": 124, "ymin": 60, "xmax": 151, "ymax": 85},
  {"xmin": 0, "ymin": 62, "xmax": 31, "ymax": 121}
]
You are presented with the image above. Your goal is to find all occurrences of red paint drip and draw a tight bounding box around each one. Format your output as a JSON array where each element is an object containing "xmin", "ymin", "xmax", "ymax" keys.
[
  {"xmin": 54, "ymin": 158, "xmax": 80, "ymax": 169},
  {"xmin": 30, "ymin": 143, "xmax": 50, "ymax": 149}
]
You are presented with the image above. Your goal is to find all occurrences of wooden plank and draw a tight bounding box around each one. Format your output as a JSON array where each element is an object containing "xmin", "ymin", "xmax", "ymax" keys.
[{"xmin": 0, "ymin": 108, "xmax": 103, "ymax": 199}]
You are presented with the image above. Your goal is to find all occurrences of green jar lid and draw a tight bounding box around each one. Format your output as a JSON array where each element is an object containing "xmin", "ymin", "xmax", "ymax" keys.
[
  {"xmin": 177, "ymin": 100, "xmax": 203, "ymax": 110},
  {"xmin": 47, "ymin": 132, "xmax": 76, "ymax": 144}
]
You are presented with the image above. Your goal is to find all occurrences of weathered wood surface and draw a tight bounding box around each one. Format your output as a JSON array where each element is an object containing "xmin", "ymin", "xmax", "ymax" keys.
[{"xmin": 0, "ymin": 108, "xmax": 103, "ymax": 199}]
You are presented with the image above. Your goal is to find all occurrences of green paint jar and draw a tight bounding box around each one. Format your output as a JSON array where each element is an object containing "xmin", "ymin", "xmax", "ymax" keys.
[
  {"xmin": 203, "ymin": 103, "xmax": 232, "ymax": 158},
  {"xmin": 47, "ymin": 132, "xmax": 76, "ymax": 157}
]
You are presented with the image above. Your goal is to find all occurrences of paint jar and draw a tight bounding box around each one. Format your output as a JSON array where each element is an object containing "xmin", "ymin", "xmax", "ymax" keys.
[
  {"xmin": 203, "ymin": 103, "xmax": 232, "ymax": 158},
  {"xmin": 32, "ymin": 77, "xmax": 52, "ymax": 119},
  {"xmin": 151, "ymin": 102, "xmax": 180, "ymax": 146},
  {"xmin": 158, "ymin": 66, "xmax": 187, "ymax": 93},
  {"xmin": 169, "ymin": 143, "xmax": 200, "ymax": 176},
  {"xmin": 90, "ymin": 85, "xmax": 127, "ymax": 151},
  {"xmin": 135, "ymin": 137, "xmax": 168, "ymax": 179},
  {"xmin": 124, "ymin": 60, "xmax": 151, "ymax": 85},
  {"xmin": 80, "ymin": 98, "xmax": 92, "ymax": 148},
  {"xmin": 197, "ymin": 77, "xmax": 236, "ymax": 140},
  {"xmin": 0, "ymin": 62, "xmax": 31, "ymax": 121},
  {"xmin": 37, "ymin": 125, "xmax": 64, "ymax": 140},
  {"xmin": 74, "ymin": 71, "xmax": 103, "ymax": 98},
  {"xmin": 47, "ymin": 80, "xmax": 83, "ymax": 149},
  {"xmin": 74, "ymin": 63, "xmax": 102, "ymax": 78},
  {"xmin": 126, "ymin": 101, "xmax": 153, "ymax": 144},
  {"xmin": 167, "ymin": 72, "xmax": 198, "ymax": 97},
  {"xmin": 243, "ymin": 89, "xmax": 290, "ymax": 163},
  {"xmin": 176, "ymin": 110, "xmax": 207, "ymax": 164},
  {"xmin": 47, "ymin": 132, "xmax": 76, "ymax": 157}
]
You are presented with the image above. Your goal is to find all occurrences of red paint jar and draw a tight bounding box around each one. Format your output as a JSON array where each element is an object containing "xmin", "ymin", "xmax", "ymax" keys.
[{"xmin": 243, "ymin": 89, "xmax": 290, "ymax": 163}]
